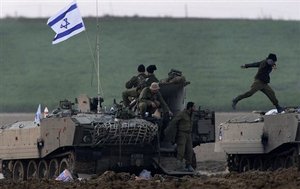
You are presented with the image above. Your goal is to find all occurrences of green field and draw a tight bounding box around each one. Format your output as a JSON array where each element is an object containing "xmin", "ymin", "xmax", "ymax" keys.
[{"xmin": 0, "ymin": 17, "xmax": 299, "ymax": 112}]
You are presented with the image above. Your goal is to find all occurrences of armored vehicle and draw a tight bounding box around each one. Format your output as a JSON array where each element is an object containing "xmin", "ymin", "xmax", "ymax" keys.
[
  {"xmin": 216, "ymin": 108, "xmax": 300, "ymax": 172},
  {"xmin": 0, "ymin": 82, "xmax": 215, "ymax": 181}
]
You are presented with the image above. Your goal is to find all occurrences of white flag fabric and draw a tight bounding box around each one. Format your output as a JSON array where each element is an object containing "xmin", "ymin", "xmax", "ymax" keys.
[
  {"xmin": 47, "ymin": 1, "xmax": 85, "ymax": 44},
  {"xmin": 34, "ymin": 104, "xmax": 42, "ymax": 125}
]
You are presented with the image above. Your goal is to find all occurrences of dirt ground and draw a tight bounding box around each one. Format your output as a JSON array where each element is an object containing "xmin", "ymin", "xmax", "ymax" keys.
[
  {"xmin": 1, "ymin": 168, "xmax": 300, "ymax": 189},
  {"xmin": 1, "ymin": 113, "xmax": 300, "ymax": 189}
]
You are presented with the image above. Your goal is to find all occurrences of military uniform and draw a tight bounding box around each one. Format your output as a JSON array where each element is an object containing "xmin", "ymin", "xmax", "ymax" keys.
[
  {"xmin": 125, "ymin": 73, "xmax": 147, "ymax": 89},
  {"xmin": 138, "ymin": 87, "xmax": 170, "ymax": 115},
  {"xmin": 168, "ymin": 109, "xmax": 193, "ymax": 166},
  {"xmin": 233, "ymin": 59, "xmax": 280, "ymax": 109},
  {"xmin": 145, "ymin": 74, "xmax": 159, "ymax": 87},
  {"xmin": 122, "ymin": 73, "xmax": 147, "ymax": 107}
]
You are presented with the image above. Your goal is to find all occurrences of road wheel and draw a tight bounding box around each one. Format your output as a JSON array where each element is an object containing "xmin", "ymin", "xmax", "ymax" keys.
[
  {"xmin": 67, "ymin": 152, "xmax": 76, "ymax": 172},
  {"xmin": 285, "ymin": 148, "xmax": 298, "ymax": 168},
  {"xmin": 13, "ymin": 160, "xmax": 25, "ymax": 181},
  {"xmin": 37, "ymin": 160, "xmax": 48, "ymax": 179},
  {"xmin": 239, "ymin": 157, "xmax": 251, "ymax": 172},
  {"xmin": 227, "ymin": 154, "xmax": 239, "ymax": 172},
  {"xmin": 285, "ymin": 156, "xmax": 294, "ymax": 168},
  {"xmin": 49, "ymin": 159, "xmax": 59, "ymax": 179},
  {"xmin": 27, "ymin": 160, "xmax": 37, "ymax": 180},
  {"xmin": 273, "ymin": 157, "xmax": 284, "ymax": 170},
  {"xmin": 59, "ymin": 158, "xmax": 69, "ymax": 173},
  {"xmin": 253, "ymin": 157, "xmax": 263, "ymax": 171},
  {"xmin": 2, "ymin": 161, "xmax": 13, "ymax": 179}
]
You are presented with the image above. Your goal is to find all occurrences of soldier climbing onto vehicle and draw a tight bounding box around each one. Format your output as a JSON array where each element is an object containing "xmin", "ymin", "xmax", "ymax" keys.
[
  {"xmin": 232, "ymin": 53, "xmax": 284, "ymax": 113},
  {"xmin": 138, "ymin": 82, "xmax": 173, "ymax": 117},
  {"xmin": 122, "ymin": 64, "xmax": 147, "ymax": 107}
]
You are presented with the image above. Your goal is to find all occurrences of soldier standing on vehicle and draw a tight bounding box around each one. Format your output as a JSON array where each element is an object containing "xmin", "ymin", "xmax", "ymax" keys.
[
  {"xmin": 232, "ymin": 53, "xmax": 284, "ymax": 113},
  {"xmin": 122, "ymin": 64, "xmax": 147, "ymax": 107},
  {"xmin": 167, "ymin": 101, "xmax": 195, "ymax": 172},
  {"xmin": 138, "ymin": 82, "xmax": 172, "ymax": 117}
]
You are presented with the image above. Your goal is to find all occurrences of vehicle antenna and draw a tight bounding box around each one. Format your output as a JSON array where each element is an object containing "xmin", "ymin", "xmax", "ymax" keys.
[{"xmin": 96, "ymin": 0, "xmax": 103, "ymax": 113}]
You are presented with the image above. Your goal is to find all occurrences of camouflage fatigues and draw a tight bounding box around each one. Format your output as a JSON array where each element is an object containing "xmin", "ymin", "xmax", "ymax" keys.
[
  {"xmin": 167, "ymin": 110, "xmax": 193, "ymax": 165},
  {"xmin": 122, "ymin": 73, "xmax": 147, "ymax": 107},
  {"xmin": 145, "ymin": 74, "xmax": 159, "ymax": 87},
  {"xmin": 138, "ymin": 87, "xmax": 170, "ymax": 115},
  {"xmin": 125, "ymin": 73, "xmax": 147, "ymax": 89}
]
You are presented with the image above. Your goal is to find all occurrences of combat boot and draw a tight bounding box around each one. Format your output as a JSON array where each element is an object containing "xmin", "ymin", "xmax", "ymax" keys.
[
  {"xmin": 185, "ymin": 164, "xmax": 195, "ymax": 172},
  {"xmin": 276, "ymin": 105, "xmax": 284, "ymax": 113},
  {"xmin": 232, "ymin": 98, "xmax": 238, "ymax": 110},
  {"xmin": 175, "ymin": 160, "xmax": 185, "ymax": 171}
]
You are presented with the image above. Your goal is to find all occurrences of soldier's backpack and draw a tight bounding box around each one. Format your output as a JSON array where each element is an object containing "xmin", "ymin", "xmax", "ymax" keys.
[{"xmin": 136, "ymin": 74, "xmax": 147, "ymax": 90}]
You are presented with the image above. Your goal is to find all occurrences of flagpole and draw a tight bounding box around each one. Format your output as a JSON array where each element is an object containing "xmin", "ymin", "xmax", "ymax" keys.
[{"xmin": 96, "ymin": 0, "xmax": 101, "ymax": 113}]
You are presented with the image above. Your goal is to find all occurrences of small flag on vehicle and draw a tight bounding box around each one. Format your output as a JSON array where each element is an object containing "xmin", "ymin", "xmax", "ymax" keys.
[
  {"xmin": 44, "ymin": 107, "xmax": 49, "ymax": 118},
  {"xmin": 34, "ymin": 104, "xmax": 42, "ymax": 126},
  {"xmin": 47, "ymin": 1, "xmax": 85, "ymax": 44}
]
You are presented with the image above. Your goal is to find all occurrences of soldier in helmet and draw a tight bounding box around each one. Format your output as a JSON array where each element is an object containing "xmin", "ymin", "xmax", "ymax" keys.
[
  {"xmin": 138, "ymin": 82, "xmax": 172, "ymax": 117},
  {"xmin": 122, "ymin": 64, "xmax": 147, "ymax": 107},
  {"xmin": 232, "ymin": 53, "xmax": 284, "ymax": 113}
]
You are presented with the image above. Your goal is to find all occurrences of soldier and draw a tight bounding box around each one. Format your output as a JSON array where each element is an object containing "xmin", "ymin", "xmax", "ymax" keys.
[
  {"xmin": 122, "ymin": 64, "xmax": 147, "ymax": 107},
  {"xmin": 167, "ymin": 102, "xmax": 195, "ymax": 172},
  {"xmin": 232, "ymin": 53, "xmax": 284, "ymax": 113},
  {"xmin": 145, "ymin": 65, "xmax": 159, "ymax": 87},
  {"xmin": 138, "ymin": 82, "xmax": 172, "ymax": 117}
]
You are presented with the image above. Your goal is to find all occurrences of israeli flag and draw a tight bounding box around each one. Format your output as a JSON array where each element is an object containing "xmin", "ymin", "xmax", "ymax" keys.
[{"xmin": 47, "ymin": 1, "xmax": 85, "ymax": 44}]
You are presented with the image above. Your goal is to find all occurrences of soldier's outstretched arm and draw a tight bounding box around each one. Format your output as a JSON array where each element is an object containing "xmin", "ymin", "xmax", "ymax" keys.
[{"xmin": 243, "ymin": 61, "xmax": 261, "ymax": 68}]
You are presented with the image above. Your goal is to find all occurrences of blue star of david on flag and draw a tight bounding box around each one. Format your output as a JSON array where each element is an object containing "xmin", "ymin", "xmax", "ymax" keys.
[
  {"xmin": 47, "ymin": 1, "xmax": 85, "ymax": 44},
  {"xmin": 60, "ymin": 18, "xmax": 70, "ymax": 29}
]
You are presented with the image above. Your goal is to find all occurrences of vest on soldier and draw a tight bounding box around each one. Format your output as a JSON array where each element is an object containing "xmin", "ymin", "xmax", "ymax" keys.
[{"xmin": 136, "ymin": 74, "xmax": 147, "ymax": 90}]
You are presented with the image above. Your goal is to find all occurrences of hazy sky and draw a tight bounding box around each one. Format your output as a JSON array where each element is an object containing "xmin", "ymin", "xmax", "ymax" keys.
[{"xmin": 1, "ymin": 0, "xmax": 300, "ymax": 20}]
